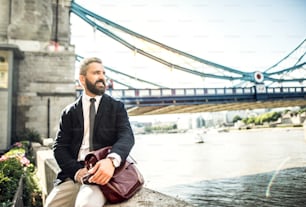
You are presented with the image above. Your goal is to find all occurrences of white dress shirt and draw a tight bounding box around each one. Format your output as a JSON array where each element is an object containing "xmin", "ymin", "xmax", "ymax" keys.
[
  {"xmin": 78, "ymin": 94, "xmax": 102, "ymax": 161},
  {"xmin": 77, "ymin": 94, "xmax": 121, "ymax": 166}
]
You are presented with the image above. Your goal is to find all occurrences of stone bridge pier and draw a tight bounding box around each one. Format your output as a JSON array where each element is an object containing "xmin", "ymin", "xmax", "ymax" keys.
[{"xmin": 0, "ymin": 0, "xmax": 75, "ymax": 151}]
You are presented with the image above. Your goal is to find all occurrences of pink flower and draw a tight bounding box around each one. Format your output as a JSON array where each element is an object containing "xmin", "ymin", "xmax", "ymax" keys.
[
  {"xmin": 13, "ymin": 142, "xmax": 23, "ymax": 148},
  {"xmin": 20, "ymin": 156, "xmax": 30, "ymax": 166},
  {"xmin": 0, "ymin": 155, "xmax": 7, "ymax": 162}
]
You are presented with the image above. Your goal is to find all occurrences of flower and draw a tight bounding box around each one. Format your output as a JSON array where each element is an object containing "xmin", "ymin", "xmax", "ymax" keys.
[
  {"xmin": 0, "ymin": 155, "xmax": 7, "ymax": 162},
  {"xmin": 20, "ymin": 156, "xmax": 30, "ymax": 167},
  {"xmin": 13, "ymin": 142, "xmax": 23, "ymax": 148}
]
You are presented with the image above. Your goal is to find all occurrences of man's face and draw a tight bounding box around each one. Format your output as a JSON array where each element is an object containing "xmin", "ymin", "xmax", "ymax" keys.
[{"xmin": 80, "ymin": 62, "xmax": 106, "ymax": 96}]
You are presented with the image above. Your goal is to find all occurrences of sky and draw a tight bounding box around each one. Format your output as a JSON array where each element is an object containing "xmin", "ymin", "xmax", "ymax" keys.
[{"xmin": 70, "ymin": 0, "xmax": 306, "ymax": 88}]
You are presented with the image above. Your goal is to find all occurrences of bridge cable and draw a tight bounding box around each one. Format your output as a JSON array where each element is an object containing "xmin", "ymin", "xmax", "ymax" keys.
[{"xmin": 71, "ymin": 4, "xmax": 244, "ymax": 82}]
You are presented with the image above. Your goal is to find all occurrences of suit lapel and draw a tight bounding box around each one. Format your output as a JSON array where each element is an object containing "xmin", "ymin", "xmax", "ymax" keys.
[
  {"xmin": 94, "ymin": 94, "xmax": 109, "ymax": 130},
  {"xmin": 75, "ymin": 96, "xmax": 84, "ymax": 129}
]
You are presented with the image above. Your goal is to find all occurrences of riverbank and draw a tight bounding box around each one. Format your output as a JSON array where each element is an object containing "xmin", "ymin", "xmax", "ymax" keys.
[{"xmin": 135, "ymin": 123, "xmax": 304, "ymax": 135}]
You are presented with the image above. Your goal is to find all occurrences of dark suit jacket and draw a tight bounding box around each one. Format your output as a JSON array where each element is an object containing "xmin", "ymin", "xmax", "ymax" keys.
[{"xmin": 53, "ymin": 94, "xmax": 135, "ymax": 183}]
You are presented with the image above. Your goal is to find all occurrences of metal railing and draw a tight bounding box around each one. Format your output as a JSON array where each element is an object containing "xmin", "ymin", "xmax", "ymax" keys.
[{"xmin": 77, "ymin": 86, "xmax": 305, "ymax": 107}]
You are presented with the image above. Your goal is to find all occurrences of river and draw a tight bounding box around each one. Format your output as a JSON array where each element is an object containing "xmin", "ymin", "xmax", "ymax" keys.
[{"xmin": 130, "ymin": 127, "xmax": 306, "ymax": 207}]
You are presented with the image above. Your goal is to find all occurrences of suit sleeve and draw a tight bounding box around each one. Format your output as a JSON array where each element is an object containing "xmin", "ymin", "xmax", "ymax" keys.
[
  {"xmin": 110, "ymin": 101, "xmax": 135, "ymax": 162},
  {"xmin": 53, "ymin": 106, "xmax": 83, "ymax": 180}
]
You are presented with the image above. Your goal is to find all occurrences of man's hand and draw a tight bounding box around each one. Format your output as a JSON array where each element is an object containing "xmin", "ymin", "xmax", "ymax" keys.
[
  {"xmin": 75, "ymin": 168, "xmax": 89, "ymax": 183},
  {"xmin": 88, "ymin": 158, "xmax": 115, "ymax": 185}
]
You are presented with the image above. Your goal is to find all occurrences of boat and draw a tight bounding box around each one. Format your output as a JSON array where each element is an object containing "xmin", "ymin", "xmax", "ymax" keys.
[{"xmin": 190, "ymin": 129, "xmax": 206, "ymax": 144}]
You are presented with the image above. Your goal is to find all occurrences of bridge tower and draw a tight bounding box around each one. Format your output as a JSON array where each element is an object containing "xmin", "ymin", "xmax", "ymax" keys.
[{"xmin": 0, "ymin": 0, "xmax": 75, "ymax": 151}]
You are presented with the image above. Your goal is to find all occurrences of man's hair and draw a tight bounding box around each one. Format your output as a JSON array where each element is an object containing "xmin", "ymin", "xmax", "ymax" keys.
[{"xmin": 79, "ymin": 57, "xmax": 102, "ymax": 75}]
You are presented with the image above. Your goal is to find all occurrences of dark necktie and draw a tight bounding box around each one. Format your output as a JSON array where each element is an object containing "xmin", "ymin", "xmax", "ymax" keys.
[{"xmin": 89, "ymin": 98, "xmax": 96, "ymax": 151}]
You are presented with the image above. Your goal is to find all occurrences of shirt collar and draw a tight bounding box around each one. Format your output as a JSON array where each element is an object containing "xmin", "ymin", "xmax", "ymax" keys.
[{"xmin": 83, "ymin": 93, "xmax": 102, "ymax": 104}]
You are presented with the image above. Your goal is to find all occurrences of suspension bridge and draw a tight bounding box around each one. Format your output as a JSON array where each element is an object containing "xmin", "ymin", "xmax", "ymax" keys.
[{"xmin": 71, "ymin": 1, "xmax": 306, "ymax": 116}]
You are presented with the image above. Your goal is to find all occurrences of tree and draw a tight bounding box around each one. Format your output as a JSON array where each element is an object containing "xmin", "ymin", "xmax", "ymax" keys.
[{"xmin": 232, "ymin": 115, "xmax": 242, "ymax": 123}]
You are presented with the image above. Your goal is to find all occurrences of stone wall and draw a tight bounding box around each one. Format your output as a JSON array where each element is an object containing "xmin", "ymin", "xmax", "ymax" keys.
[
  {"xmin": 8, "ymin": 0, "xmax": 53, "ymax": 41},
  {"xmin": 0, "ymin": 0, "xmax": 76, "ymax": 141},
  {"xmin": 0, "ymin": 0, "xmax": 10, "ymax": 41},
  {"xmin": 7, "ymin": 0, "xmax": 71, "ymax": 44},
  {"xmin": 15, "ymin": 52, "xmax": 75, "ymax": 138},
  {"xmin": 0, "ymin": 90, "xmax": 8, "ymax": 148}
]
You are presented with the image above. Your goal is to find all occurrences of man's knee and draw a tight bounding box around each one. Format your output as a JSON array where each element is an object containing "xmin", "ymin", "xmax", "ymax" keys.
[
  {"xmin": 75, "ymin": 185, "xmax": 106, "ymax": 207},
  {"xmin": 45, "ymin": 180, "xmax": 80, "ymax": 207}
]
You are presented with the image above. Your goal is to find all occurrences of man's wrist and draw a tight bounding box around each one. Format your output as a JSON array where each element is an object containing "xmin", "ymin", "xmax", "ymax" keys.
[
  {"xmin": 107, "ymin": 157, "xmax": 120, "ymax": 168},
  {"xmin": 107, "ymin": 152, "xmax": 121, "ymax": 168}
]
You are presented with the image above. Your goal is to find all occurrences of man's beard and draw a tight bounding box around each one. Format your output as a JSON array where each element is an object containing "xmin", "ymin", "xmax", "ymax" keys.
[{"xmin": 85, "ymin": 78, "xmax": 105, "ymax": 95}]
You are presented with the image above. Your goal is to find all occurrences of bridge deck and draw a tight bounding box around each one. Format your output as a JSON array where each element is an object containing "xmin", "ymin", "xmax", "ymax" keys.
[{"xmin": 79, "ymin": 86, "xmax": 306, "ymax": 116}]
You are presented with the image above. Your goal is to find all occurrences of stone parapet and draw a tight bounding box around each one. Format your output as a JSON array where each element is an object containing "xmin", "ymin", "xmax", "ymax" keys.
[{"xmin": 33, "ymin": 143, "xmax": 194, "ymax": 207}]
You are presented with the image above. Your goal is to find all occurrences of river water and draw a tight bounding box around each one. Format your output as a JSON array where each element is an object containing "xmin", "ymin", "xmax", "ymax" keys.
[{"xmin": 130, "ymin": 127, "xmax": 306, "ymax": 207}]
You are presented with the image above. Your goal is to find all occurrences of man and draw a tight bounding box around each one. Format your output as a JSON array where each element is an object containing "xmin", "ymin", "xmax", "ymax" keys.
[{"xmin": 45, "ymin": 57, "xmax": 135, "ymax": 207}]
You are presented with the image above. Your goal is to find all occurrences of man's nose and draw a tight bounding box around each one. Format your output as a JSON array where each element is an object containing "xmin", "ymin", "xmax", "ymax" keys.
[{"xmin": 98, "ymin": 73, "xmax": 105, "ymax": 79}]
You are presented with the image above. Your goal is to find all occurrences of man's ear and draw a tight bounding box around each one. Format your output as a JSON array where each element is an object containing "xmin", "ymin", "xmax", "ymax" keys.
[{"xmin": 79, "ymin": 75, "xmax": 85, "ymax": 86}]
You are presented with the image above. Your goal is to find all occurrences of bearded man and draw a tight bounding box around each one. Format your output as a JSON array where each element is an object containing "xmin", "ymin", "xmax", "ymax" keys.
[{"xmin": 45, "ymin": 57, "xmax": 135, "ymax": 207}]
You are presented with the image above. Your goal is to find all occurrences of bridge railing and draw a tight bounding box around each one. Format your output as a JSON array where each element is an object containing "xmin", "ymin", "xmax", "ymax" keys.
[
  {"xmin": 77, "ymin": 86, "xmax": 305, "ymax": 106},
  {"xmin": 110, "ymin": 86, "xmax": 305, "ymax": 98},
  {"xmin": 111, "ymin": 87, "xmax": 257, "ymax": 98}
]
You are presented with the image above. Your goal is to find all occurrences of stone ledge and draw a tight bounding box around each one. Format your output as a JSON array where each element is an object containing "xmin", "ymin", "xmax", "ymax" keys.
[
  {"xmin": 33, "ymin": 143, "xmax": 194, "ymax": 207},
  {"xmin": 105, "ymin": 187, "xmax": 193, "ymax": 207}
]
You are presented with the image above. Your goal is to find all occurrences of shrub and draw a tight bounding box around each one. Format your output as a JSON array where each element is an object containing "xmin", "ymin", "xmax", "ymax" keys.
[
  {"xmin": 15, "ymin": 128, "xmax": 41, "ymax": 145},
  {"xmin": 232, "ymin": 115, "xmax": 242, "ymax": 123},
  {"xmin": 0, "ymin": 157, "xmax": 23, "ymax": 203},
  {"xmin": 0, "ymin": 141, "xmax": 42, "ymax": 207}
]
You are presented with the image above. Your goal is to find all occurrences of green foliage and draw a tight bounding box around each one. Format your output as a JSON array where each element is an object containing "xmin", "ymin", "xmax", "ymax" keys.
[
  {"xmin": 242, "ymin": 111, "xmax": 282, "ymax": 125},
  {"xmin": 0, "ymin": 141, "xmax": 42, "ymax": 207},
  {"xmin": 298, "ymin": 107, "xmax": 306, "ymax": 114},
  {"xmin": 15, "ymin": 128, "xmax": 41, "ymax": 144},
  {"xmin": 0, "ymin": 157, "xmax": 23, "ymax": 203},
  {"xmin": 144, "ymin": 126, "xmax": 152, "ymax": 133},
  {"xmin": 232, "ymin": 115, "xmax": 242, "ymax": 123},
  {"xmin": 23, "ymin": 166, "xmax": 42, "ymax": 207},
  {"xmin": 245, "ymin": 116, "xmax": 256, "ymax": 125},
  {"xmin": 145, "ymin": 124, "xmax": 177, "ymax": 133},
  {"xmin": 0, "ymin": 201, "xmax": 13, "ymax": 207}
]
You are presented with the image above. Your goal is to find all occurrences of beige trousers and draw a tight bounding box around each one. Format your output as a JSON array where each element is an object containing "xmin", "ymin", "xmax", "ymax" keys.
[{"xmin": 45, "ymin": 179, "xmax": 106, "ymax": 207}]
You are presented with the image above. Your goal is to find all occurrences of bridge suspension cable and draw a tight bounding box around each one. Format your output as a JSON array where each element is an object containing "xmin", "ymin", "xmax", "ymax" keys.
[
  {"xmin": 71, "ymin": 1, "xmax": 306, "ymax": 87},
  {"xmin": 265, "ymin": 38, "xmax": 306, "ymax": 73},
  {"xmin": 71, "ymin": 2, "xmax": 248, "ymax": 84},
  {"xmin": 76, "ymin": 55, "xmax": 167, "ymax": 89}
]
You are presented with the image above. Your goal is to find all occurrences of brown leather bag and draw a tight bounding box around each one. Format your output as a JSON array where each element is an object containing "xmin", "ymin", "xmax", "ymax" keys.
[{"xmin": 82, "ymin": 146, "xmax": 144, "ymax": 204}]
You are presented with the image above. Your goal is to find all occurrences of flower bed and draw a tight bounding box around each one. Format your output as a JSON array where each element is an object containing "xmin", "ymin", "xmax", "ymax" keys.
[{"xmin": 0, "ymin": 141, "xmax": 42, "ymax": 207}]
